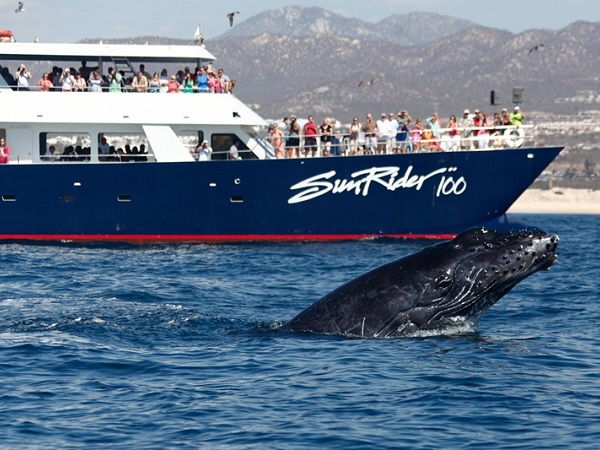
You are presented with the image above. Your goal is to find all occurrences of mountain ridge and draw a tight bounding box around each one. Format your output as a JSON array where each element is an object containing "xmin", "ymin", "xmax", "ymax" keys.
[{"xmin": 78, "ymin": 7, "xmax": 600, "ymax": 120}]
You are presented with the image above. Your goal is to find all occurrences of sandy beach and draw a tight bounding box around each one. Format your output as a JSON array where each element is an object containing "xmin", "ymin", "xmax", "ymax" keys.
[{"xmin": 508, "ymin": 188, "xmax": 600, "ymax": 215}]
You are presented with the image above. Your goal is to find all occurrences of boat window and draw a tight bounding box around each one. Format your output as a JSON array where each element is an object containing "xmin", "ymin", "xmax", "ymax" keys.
[
  {"xmin": 211, "ymin": 133, "xmax": 249, "ymax": 160},
  {"xmin": 97, "ymin": 133, "xmax": 154, "ymax": 162},
  {"xmin": 177, "ymin": 130, "xmax": 204, "ymax": 159},
  {"xmin": 0, "ymin": 129, "xmax": 5, "ymax": 141},
  {"xmin": 39, "ymin": 132, "xmax": 91, "ymax": 162}
]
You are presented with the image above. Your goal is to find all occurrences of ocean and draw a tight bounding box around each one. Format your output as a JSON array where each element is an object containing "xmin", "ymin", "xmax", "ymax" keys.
[{"xmin": 1, "ymin": 214, "xmax": 599, "ymax": 448}]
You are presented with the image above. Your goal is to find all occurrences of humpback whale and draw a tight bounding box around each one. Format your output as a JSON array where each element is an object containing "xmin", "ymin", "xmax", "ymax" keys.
[{"xmin": 285, "ymin": 228, "xmax": 558, "ymax": 338}]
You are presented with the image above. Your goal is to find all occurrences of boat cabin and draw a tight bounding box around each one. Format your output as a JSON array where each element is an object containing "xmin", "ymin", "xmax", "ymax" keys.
[{"xmin": 0, "ymin": 41, "xmax": 269, "ymax": 164}]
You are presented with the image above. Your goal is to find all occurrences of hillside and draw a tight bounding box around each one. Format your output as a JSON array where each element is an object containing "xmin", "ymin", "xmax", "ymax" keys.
[{"xmin": 78, "ymin": 7, "xmax": 600, "ymax": 122}]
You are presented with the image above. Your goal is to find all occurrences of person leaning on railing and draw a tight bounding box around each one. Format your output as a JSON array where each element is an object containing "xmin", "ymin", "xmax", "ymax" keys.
[
  {"xmin": 0, "ymin": 137, "xmax": 10, "ymax": 164},
  {"xmin": 37, "ymin": 73, "xmax": 53, "ymax": 92}
]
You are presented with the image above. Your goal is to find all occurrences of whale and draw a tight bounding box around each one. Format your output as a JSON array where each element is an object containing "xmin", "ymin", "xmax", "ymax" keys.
[{"xmin": 285, "ymin": 228, "xmax": 558, "ymax": 338}]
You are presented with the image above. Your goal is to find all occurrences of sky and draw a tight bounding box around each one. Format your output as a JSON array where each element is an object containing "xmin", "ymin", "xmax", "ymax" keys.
[{"xmin": 1, "ymin": 0, "xmax": 599, "ymax": 43}]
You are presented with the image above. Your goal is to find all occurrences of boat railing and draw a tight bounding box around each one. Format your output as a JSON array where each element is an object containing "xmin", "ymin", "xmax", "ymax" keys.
[
  {"xmin": 0, "ymin": 83, "xmax": 236, "ymax": 94},
  {"xmin": 267, "ymin": 124, "xmax": 534, "ymax": 158}
]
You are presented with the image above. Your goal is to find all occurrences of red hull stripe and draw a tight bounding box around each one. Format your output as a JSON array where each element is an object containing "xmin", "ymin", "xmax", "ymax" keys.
[{"xmin": 0, "ymin": 233, "xmax": 456, "ymax": 243}]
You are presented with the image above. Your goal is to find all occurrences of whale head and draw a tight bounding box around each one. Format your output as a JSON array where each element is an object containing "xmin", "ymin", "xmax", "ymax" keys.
[
  {"xmin": 285, "ymin": 228, "xmax": 559, "ymax": 338},
  {"xmin": 417, "ymin": 228, "xmax": 559, "ymax": 329}
]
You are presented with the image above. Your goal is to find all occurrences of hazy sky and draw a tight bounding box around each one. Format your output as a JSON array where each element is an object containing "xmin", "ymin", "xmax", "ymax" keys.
[{"xmin": 1, "ymin": 0, "xmax": 599, "ymax": 43}]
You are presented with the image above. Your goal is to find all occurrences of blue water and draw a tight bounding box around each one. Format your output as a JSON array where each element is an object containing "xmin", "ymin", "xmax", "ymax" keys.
[{"xmin": 1, "ymin": 214, "xmax": 599, "ymax": 448}]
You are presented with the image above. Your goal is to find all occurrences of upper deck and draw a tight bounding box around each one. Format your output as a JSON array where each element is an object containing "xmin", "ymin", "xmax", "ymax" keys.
[{"xmin": 0, "ymin": 41, "xmax": 216, "ymax": 63}]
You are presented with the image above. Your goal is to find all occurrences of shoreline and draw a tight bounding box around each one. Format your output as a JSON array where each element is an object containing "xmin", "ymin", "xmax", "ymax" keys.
[{"xmin": 508, "ymin": 188, "xmax": 600, "ymax": 215}]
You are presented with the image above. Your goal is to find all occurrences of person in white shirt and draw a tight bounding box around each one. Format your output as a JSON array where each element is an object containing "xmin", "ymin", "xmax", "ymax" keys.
[
  {"xmin": 228, "ymin": 141, "xmax": 242, "ymax": 160},
  {"xmin": 376, "ymin": 113, "xmax": 389, "ymax": 154},
  {"xmin": 196, "ymin": 140, "xmax": 212, "ymax": 161},
  {"xmin": 60, "ymin": 69, "xmax": 75, "ymax": 92},
  {"xmin": 15, "ymin": 64, "xmax": 31, "ymax": 91}
]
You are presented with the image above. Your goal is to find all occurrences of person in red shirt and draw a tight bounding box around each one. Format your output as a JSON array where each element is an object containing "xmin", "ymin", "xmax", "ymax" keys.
[{"xmin": 303, "ymin": 115, "xmax": 318, "ymax": 157}]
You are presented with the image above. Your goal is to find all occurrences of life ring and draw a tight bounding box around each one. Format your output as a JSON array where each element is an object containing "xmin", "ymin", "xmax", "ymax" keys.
[{"xmin": 503, "ymin": 127, "xmax": 525, "ymax": 148}]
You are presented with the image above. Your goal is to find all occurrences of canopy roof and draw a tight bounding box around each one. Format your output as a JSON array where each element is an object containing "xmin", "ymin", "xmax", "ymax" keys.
[{"xmin": 0, "ymin": 42, "xmax": 216, "ymax": 63}]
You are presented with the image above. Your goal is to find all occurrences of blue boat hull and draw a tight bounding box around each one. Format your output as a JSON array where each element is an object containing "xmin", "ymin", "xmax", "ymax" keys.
[{"xmin": 0, "ymin": 147, "xmax": 562, "ymax": 242}]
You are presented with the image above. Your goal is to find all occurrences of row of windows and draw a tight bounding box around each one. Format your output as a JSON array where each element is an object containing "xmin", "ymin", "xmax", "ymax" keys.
[
  {"xmin": 0, "ymin": 128, "xmax": 250, "ymax": 162},
  {"xmin": 1, "ymin": 194, "xmax": 245, "ymax": 203}
]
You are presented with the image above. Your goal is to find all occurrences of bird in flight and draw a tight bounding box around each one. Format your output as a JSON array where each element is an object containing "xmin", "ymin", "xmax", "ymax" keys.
[
  {"xmin": 529, "ymin": 44, "xmax": 545, "ymax": 54},
  {"xmin": 15, "ymin": 2, "xmax": 25, "ymax": 13},
  {"xmin": 227, "ymin": 11, "xmax": 240, "ymax": 27}
]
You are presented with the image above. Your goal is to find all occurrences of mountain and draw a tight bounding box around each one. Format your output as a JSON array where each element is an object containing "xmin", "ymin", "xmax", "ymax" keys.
[
  {"xmin": 77, "ymin": 7, "xmax": 600, "ymax": 121},
  {"xmin": 218, "ymin": 5, "xmax": 477, "ymax": 46},
  {"xmin": 208, "ymin": 19, "xmax": 600, "ymax": 120}
]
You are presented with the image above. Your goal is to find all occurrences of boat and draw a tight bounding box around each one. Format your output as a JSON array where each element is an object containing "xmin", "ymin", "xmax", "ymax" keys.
[{"xmin": 0, "ymin": 39, "xmax": 562, "ymax": 243}]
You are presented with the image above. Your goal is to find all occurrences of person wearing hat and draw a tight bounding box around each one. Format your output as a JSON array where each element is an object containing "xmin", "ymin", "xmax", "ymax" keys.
[
  {"xmin": 60, "ymin": 68, "xmax": 75, "ymax": 92},
  {"xmin": 376, "ymin": 113, "xmax": 389, "ymax": 154},
  {"xmin": 509, "ymin": 106, "xmax": 524, "ymax": 126},
  {"xmin": 458, "ymin": 109, "xmax": 473, "ymax": 150}
]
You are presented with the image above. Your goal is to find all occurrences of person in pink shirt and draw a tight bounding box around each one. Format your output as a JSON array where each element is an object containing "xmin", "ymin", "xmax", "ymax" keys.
[
  {"xmin": 0, "ymin": 137, "xmax": 10, "ymax": 163},
  {"xmin": 37, "ymin": 73, "xmax": 53, "ymax": 92},
  {"xmin": 166, "ymin": 75, "xmax": 180, "ymax": 93}
]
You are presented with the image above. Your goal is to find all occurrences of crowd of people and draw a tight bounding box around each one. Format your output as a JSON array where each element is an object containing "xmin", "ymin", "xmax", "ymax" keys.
[
  {"xmin": 267, "ymin": 107, "xmax": 526, "ymax": 158},
  {"xmin": 1, "ymin": 62, "xmax": 235, "ymax": 94}
]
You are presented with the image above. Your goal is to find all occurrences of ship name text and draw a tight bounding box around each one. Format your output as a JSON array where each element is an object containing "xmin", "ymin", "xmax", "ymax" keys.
[{"xmin": 288, "ymin": 166, "xmax": 467, "ymax": 204}]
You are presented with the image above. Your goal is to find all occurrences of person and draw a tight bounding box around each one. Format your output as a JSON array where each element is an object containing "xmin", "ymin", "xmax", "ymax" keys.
[
  {"xmin": 362, "ymin": 113, "xmax": 378, "ymax": 154},
  {"xmin": 51, "ymin": 67, "xmax": 62, "ymax": 91},
  {"xmin": 421, "ymin": 124, "xmax": 440, "ymax": 152},
  {"xmin": 108, "ymin": 71, "xmax": 122, "ymax": 92},
  {"xmin": 166, "ymin": 75, "xmax": 180, "ymax": 93},
  {"xmin": 376, "ymin": 113, "xmax": 388, "ymax": 154},
  {"xmin": 37, "ymin": 73, "xmax": 53, "ymax": 92},
  {"xmin": 397, "ymin": 118, "xmax": 411, "ymax": 153},
  {"xmin": 303, "ymin": 115, "xmax": 318, "ymax": 157},
  {"xmin": 78, "ymin": 61, "xmax": 97, "ymax": 80},
  {"xmin": 149, "ymin": 73, "xmax": 160, "ymax": 93},
  {"xmin": 510, "ymin": 106, "xmax": 524, "ymax": 125},
  {"xmin": 0, "ymin": 137, "xmax": 9, "ymax": 163},
  {"xmin": 217, "ymin": 68, "xmax": 230, "ymax": 93},
  {"xmin": 329, "ymin": 120, "xmax": 341, "ymax": 156},
  {"xmin": 477, "ymin": 112, "xmax": 491, "ymax": 149},
  {"xmin": 88, "ymin": 71, "xmax": 103, "ymax": 92},
  {"xmin": 426, "ymin": 113, "xmax": 441, "ymax": 142},
  {"xmin": 195, "ymin": 140, "xmax": 212, "ymax": 161},
  {"xmin": 385, "ymin": 113, "xmax": 398, "ymax": 153},
  {"xmin": 73, "ymin": 71, "xmax": 87, "ymax": 92},
  {"xmin": 132, "ymin": 71, "xmax": 149, "ymax": 92},
  {"xmin": 286, "ymin": 115, "xmax": 301, "ymax": 158},
  {"xmin": 15, "ymin": 64, "xmax": 31, "ymax": 91},
  {"xmin": 228, "ymin": 140, "xmax": 242, "ymax": 160},
  {"xmin": 491, "ymin": 112, "xmax": 504, "ymax": 148},
  {"xmin": 159, "ymin": 69, "xmax": 169, "ymax": 93},
  {"xmin": 458, "ymin": 109, "xmax": 473, "ymax": 149},
  {"xmin": 410, "ymin": 118, "xmax": 423, "ymax": 152},
  {"xmin": 268, "ymin": 124, "xmax": 285, "ymax": 159},
  {"xmin": 319, "ymin": 118, "xmax": 332, "ymax": 156},
  {"xmin": 139, "ymin": 64, "xmax": 151, "ymax": 81},
  {"xmin": 446, "ymin": 115, "xmax": 460, "ymax": 151},
  {"xmin": 181, "ymin": 72, "xmax": 194, "ymax": 93},
  {"xmin": 98, "ymin": 136, "xmax": 110, "ymax": 161},
  {"xmin": 208, "ymin": 71, "xmax": 222, "ymax": 93},
  {"xmin": 60, "ymin": 68, "xmax": 75, "ymax": 92},
  {"xmin": 471, "ymin": 110, "xmax": 482, "ymax": 149},
  {"xmin": 348, "ymin": 116, "xmax": 361, "ymax": 156},
  {"xmin": 196, "ymin": 67, "xmax": 209, "ymax": 93}
]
